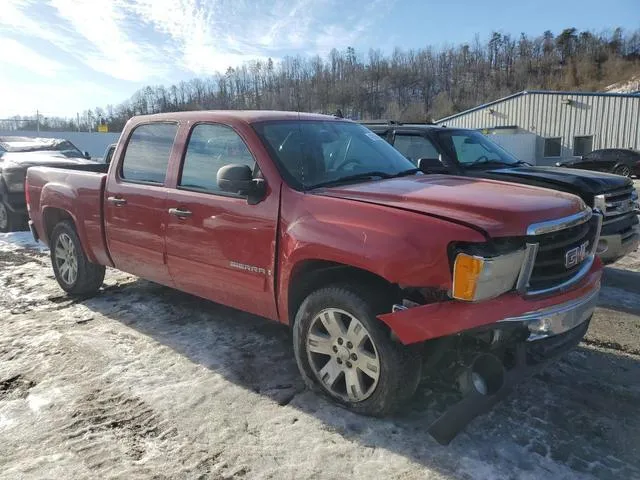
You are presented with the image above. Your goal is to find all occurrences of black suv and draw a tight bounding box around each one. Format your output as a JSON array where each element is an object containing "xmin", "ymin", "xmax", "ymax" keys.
[{"xmin": 362, "ymin": 121, "xmax": 639, "ymax": 263}]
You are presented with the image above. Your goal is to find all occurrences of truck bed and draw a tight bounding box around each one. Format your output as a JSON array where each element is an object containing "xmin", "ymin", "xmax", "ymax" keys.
[{"xmin": 26, "ymin": 166, "xmax": 112, "ymax": 266}]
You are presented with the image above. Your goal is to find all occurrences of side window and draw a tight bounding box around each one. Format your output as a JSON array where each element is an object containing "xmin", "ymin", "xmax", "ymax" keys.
[
  {"xmin": 393, "ymin": 134, "xmax": 440, "ymax": 163},
  {"xmin": 121, "ymin": 123, "xmax": 178, "ymax": 184},
  {"xmin": 179, "ymin": 124, "xmax": 255, "ymax": 194}
]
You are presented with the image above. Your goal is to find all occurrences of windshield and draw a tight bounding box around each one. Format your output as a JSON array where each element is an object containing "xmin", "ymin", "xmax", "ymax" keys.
[
  {"xmin": 253, "ymin": 120, "xmax": 417, "ymax": 189},
  {"xmin": 433, "ymin": 130, "xmax": 525, "ymax": 168}
]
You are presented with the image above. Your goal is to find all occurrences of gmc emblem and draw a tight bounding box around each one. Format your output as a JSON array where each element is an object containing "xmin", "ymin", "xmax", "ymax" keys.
[{"xmin": 565, "ymin": 241, "xmax": 588, "ymax": 269}]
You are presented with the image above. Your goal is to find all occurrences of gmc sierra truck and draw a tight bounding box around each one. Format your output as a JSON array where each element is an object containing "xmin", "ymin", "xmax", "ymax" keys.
[
  {"xmin": 362, "ymin": 122, "xmax": 639, "ymax": 264},
  {"xmin": 26, "ymin": 111, "xmax": 603, "ymax": 444}
]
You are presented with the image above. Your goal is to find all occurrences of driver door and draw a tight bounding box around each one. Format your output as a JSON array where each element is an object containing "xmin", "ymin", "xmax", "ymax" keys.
[{"xmin": 164, "ymin": 123, "xmax": 280, "ymax": 319}]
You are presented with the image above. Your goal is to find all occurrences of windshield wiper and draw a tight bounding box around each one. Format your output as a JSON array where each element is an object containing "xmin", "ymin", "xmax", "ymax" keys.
[
  {"xmin": 466, "ymin": 159, "xmax": 529, "ymax": 169},
  {"xmin": 392, "ymin": 168, "xmax": 421, "ymax": 177},
  {"xmin": 307, "ymin": 168, "xmax": 421, "ymax": 190},
  {"xmin": 307, "ymin": 171, "xmax": 393, "ymax": 189}
]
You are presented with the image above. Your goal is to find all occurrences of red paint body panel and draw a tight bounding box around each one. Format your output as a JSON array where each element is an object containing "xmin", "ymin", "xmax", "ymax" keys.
[
  {"xmin": 26, "ymin": 167, "xmax": 113, "ymax": 266},
  {"xmin": 24, "ymin": 110, "xmax": 602, "ymax": 344},
  {"xmin": 164, "ymin": 187, "xmax": 280, "ymax": 319},
  {"xmin": 275, "ymin": 185, "xmax": 486, "ymax": 324},
  {"xmin": 320, "ymin": 175, "xmax": 585, "ymax": 237},
  {"xmin": 379, "ymin": 258, "xmax": 602, "ymax": 344},
  {"xmin": 103, "ymin": 181, "xmax": 174, "ymax": 287}
]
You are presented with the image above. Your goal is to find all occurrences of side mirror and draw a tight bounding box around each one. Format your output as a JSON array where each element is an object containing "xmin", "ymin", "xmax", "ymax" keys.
[
  {"xmin": 217, "ymin": 164, "xmax": 266, "ymax": 204},
  {"xmin": 83, "ymin": 151, "xmax": 91, "ymax": 159},
  {"xmin": 417, "ymin": 156, "xmax": 449, "ymax": 174}
]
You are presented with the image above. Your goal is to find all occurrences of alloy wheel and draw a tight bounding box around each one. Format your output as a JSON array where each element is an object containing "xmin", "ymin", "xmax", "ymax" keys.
[
  {"xmin": 55, "ymin": 233, "xmax": 79, "ymax": 285},
  {"xmin": 616, "ymin": 165, "xmax": 631, "ymax": 177},
  {"xmin": 306, "ymin": 308, "xmax": 381, "ymax": 402}
]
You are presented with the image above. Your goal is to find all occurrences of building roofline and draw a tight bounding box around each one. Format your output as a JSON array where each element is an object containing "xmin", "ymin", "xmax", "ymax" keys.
[{"xmin": 436, "ymin": 89, "xmax": 640, "ymax": 123}]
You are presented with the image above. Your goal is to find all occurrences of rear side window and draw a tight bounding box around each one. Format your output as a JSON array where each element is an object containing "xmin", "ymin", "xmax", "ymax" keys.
[
  {"xmin": 121, "ymin": 123, "xmax": 178, "ymax": 184},
  {"xmin": 393, "ymin": 134, "xmax": 440, "ymax": 163},
  {"xmin": 179, "ymin": 124, "xmax": 255, "ymax": 194}
]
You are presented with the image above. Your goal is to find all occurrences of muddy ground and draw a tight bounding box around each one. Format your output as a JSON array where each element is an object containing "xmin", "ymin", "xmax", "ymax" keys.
[{"xmin": 1, "ymin": 232, "xmax": 639, "ymax": 480}]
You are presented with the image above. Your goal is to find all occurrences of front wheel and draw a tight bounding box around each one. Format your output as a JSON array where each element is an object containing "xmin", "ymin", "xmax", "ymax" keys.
[
  {"xmin": 293, "ymin": 286, "xmax": 421, "ymax": 416},
  {"xmin": 613, "ymin": 164, "xmax": 631, "ymax": 177},
  {"xmin": 50, "ymin": 220, "xmax": 105, "ymax": 296}
]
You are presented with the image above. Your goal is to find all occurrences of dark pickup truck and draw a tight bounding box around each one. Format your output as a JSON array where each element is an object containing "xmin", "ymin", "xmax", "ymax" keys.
[
  {"xmin": 0, "ymin": 136, "xmax": 95, "ymax": 232},
  {"xmin": 363, "ymin": 122, "xmax": 639, "ymax": 263},
  {"xmin": 26, "ymin": 111, "xmax": 603, "ymax": 444}
]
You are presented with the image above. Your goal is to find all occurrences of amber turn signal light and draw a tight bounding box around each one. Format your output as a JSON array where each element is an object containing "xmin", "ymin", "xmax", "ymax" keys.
[{"xmin": 452, "ymin": 253, "xmax": 484, "ymax": 301}]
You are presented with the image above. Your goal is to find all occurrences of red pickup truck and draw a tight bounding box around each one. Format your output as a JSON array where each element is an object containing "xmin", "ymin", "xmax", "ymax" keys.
[{"xmin": 26, "ymin": 111, "xmax": 603, "ymax": 443}]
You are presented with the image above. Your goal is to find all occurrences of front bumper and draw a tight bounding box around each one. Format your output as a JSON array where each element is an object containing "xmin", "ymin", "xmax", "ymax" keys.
[
  {"xmin": 597, "ymin": 227, "xmax": 640, "ymax": 263},
  {"xmin": 498, "ymin": 286, "xmax": 598, "ymax": 341},
  {"xmin": 378, "ymin": 257, "xmax": 602, "ymax": 345}
]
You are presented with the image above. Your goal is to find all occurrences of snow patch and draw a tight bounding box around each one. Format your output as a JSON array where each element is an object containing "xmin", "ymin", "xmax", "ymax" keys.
[{"xmin": 0, "ymin": 231, "xmax": 48, "ymax": 253}]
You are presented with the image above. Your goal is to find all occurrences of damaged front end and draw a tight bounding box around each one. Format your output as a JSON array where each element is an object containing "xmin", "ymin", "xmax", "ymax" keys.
[
  {"xmin": 426, "ymin": 290, "xmax": 596, "ymax": 445},
  {"xmin": 378, "ymin": 208, "xmax": 603, "ymax": 444}
]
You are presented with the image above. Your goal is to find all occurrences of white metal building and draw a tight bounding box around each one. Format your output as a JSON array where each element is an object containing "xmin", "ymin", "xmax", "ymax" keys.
[{"xmin": 436, "ymin": 90, "xmax": 640, "ymax": 166}]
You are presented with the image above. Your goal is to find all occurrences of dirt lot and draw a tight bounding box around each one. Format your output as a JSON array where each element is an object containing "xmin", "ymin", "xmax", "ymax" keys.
[{"xmin": 1, "ymin": 232, "xmax": 639, "ymax": 480}]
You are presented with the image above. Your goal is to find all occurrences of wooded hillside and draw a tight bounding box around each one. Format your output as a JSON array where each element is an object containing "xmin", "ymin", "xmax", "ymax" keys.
[{"xmin": 6, "ymin": 27, "xmax": 640, "ymax": 131}]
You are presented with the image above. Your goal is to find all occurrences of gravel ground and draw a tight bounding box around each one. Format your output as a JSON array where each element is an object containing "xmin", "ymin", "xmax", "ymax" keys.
[{"xmin": 1, "ymin": 232, "xmax": 639, "ymax": 480}]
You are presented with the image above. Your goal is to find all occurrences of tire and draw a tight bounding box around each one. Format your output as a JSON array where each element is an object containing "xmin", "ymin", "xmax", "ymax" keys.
[
  {"xmin": 293, "ymin": 285, "xmax": 421, "ymax": 416},
  {"xmin": 50, "ymin": 220, "xmax": 105, "ymax": 296},
  {"xmin": 613, "ymin": 165, "xmax": 631, "ymax": 177},
  {"xmin": 0, "ymin": 201, "xmax": 16, "ymax": 233}
]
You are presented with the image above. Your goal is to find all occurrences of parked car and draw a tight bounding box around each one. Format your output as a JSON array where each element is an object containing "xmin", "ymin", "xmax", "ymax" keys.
[
  {"xmin": 362, "ymin": 122, "xmax": 639, "ymax": 264},
  {"xmin": 26, "ymin": 111, "xmax": 603, "ymax": 444},
  {"xmin": 0, "ymin": 136, "xmax": 99, "ymax": 232},
  {"xmin": 556, "ymin": 148, "xmax": 640, "ymax": 178},
  {"xmin": 102, "ymin": 143, "xmax": 116, "ymax": 165}
]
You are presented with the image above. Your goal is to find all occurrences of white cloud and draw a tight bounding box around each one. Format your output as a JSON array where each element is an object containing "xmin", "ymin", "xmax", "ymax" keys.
[
  {"xmin": 0, "ymin": 79, "xmax": 121, "ymax": 118},
  {"xmin": 0, "ymin": 0, "xmax": 396, "ymax": 116},
  {"xmin": 48, "ymin": 0, "xmax": 171, "ymax": 82},
  {"xmin": 0, "ymin": 38, "xmax": 65, "ymax": 77}
]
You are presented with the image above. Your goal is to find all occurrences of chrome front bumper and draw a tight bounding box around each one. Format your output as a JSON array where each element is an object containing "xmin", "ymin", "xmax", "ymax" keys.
[
  {"xmin": 597, "ymin": 227, "xmax": 640, "ymax": 263},
  {"xmin": 499, "ymin": 285, "xmax": 600, "ymax": 341}
]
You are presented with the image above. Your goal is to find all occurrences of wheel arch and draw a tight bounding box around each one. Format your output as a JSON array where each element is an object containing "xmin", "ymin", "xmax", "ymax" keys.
[
  {"xmin": 42, "ymin": 207, "xmax": 75, "ymax": 243},
  {"xmin": 286, "ymin": 259, "xmax": 399, "ymax": 327}
]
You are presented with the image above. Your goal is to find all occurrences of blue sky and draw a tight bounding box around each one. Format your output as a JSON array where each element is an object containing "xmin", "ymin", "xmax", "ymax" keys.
[{"xmin": 1, "ymin": 0, "xmax": 638, "ymax": 118}]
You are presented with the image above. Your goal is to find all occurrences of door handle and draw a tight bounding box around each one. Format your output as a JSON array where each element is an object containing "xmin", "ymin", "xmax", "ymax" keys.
[
  {"xmin": 168, "ymin": 207, "xmax": 192, "ymax": 218},
  {"xmin": 107, "ymin": 196, "xmax": 127, "ymax": 206}
]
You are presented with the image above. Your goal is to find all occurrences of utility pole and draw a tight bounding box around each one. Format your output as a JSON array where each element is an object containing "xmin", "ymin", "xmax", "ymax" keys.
[{"xmin": 36, "ymin": 109, "xmax": 40, "ymax": 133}]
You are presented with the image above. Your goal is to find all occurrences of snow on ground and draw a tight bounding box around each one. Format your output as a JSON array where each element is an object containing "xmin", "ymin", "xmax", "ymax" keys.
[{"xmin": 1, "ymin": 234, "xmax": 640, "ymax": 479}]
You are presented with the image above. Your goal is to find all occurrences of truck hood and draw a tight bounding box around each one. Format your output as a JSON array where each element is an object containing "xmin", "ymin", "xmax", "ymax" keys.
[
  {"xmin": 316, "ymin": 175, "xmax": 586, "ymax": 238},
  {"xmin": 474, "ymin": 166, "xmax": 631, "ymax": 199}
]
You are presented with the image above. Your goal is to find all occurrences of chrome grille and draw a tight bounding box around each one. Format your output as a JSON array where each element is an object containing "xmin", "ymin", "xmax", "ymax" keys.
[
  {"xmin": 520, "ymin": 209, "xmax": 602, "ymax": 295},
  {"xmin": 596, "ymin": 186, "xmax": 638, "ymax": 221}
]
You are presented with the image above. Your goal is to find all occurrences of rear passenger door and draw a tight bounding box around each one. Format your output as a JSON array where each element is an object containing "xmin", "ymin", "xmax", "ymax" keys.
[
  {"xmin": 104, "ymin": 122, "xmax": 178, "ymax": 286},
  {"xmin": 164, "ymin": 123, "xmax": 279, "ymax": 319}
]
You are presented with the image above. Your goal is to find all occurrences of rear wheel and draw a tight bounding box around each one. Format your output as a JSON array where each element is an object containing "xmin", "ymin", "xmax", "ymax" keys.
[
  {"xmin": 613, "ymin": 164, "xmax": 631, "ymax": 177},
  {"xmin": 50, "ymin": 221, "xmax": 105, "ymax": 296},
  {"xmin": 293, "ymin": 285, "xmax": 421, "ymax": 416}
]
